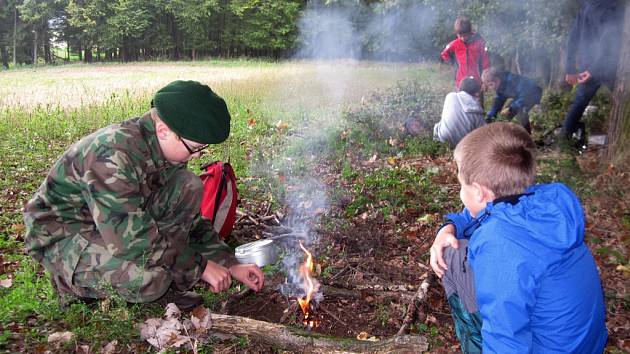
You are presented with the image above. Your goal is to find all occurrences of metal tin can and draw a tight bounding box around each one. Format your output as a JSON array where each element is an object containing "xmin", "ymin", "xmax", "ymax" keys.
[{"xmin": 234, "ymin": 239, "xmax": 280, "ymax": 267}]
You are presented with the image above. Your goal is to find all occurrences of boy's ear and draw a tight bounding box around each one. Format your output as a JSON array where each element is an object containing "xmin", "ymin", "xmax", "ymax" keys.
[
  {"xmin": 471, "ymin": 182, "xmax": 495, "ymax": 203},
  {"xmin": 154, "ymin": 121, "xmax": 171, "ymax": 140}
]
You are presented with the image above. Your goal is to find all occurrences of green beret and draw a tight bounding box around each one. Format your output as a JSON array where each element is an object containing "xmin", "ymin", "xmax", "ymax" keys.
[{"xmin": 153, "ymin": 80, "xmax": 231, "ymax": 144}]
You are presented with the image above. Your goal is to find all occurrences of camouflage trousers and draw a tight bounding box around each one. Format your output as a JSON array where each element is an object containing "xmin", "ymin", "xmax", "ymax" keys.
[
  {"xmin": 54, "ymin": 169, "xmax": 204, "ymax": 304},
  {"xmin": 441, "ymin": 239, "xmax": 483, "ymax": 354}
]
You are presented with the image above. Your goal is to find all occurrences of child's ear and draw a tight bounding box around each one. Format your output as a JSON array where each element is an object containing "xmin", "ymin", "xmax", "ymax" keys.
[
  {"xmin": 472, "ymin": 182, "xmax": 495, "ymax": 203},
  {"xmin": 154, "ymin": 121, "xmax": 171, "ymax": 140}
]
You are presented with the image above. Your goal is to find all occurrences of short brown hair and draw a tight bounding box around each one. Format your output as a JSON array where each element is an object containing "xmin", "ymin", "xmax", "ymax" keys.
[
  {"xmin": 459, "ymin": 76, "xmax": 481, "ymax": 96},
  {"xmin": 454, "ymin": 122, "xmax": 536, "ymax": 197},
  {"xmin": 454, "ymin": 16, "xmax": 472, "ymax": 35},
  {"xmin": 481, "ymin": 66, "xmax": 502, "ymax": 84}
]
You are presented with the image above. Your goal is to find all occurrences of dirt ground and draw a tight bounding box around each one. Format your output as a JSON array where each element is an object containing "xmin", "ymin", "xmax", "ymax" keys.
[{"xmin": 221, "ymin": 146, "xmax": 629, "ymax": 353}]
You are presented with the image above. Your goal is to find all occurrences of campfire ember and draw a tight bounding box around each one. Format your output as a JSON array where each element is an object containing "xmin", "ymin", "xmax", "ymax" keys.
[{"xmin": 297, "ymin": 241, "xmax": 320, "ymax": 329}]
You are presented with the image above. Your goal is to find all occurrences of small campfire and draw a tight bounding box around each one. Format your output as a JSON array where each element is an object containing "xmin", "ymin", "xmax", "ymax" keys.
[
  {"xmin": 296, "ymin": 241, "xmax": 320, "ymax": 329},
  {"xmin": 277, "ymin": 238, "xmax": 322, "ymax": 330}
]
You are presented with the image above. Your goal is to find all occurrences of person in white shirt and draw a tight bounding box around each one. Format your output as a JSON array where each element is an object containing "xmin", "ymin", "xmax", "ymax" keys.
[{"xmin": 433, "ymin": 76, "xmax": 486, "ymax": 148}]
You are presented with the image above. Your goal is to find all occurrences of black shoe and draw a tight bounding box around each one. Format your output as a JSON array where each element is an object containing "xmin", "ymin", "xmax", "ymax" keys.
[{"xmin": 157, "ymin": 289, "xmax": 204, "ymax": 311}]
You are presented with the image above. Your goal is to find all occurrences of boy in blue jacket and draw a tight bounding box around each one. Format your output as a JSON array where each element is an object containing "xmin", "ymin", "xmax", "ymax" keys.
[
  {"xmin": 482, "ymin": 67, "xmax": 542, "ymax": 134},
  {"xmin": 429, "ymin": 122, "xmax": 606, "ymax": 353}
]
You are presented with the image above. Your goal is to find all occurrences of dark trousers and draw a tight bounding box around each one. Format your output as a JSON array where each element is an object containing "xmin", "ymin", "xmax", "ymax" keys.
[
  {"xmin": 442, "ymin": 240, "xmax": 483, "ymax": 354},
  {"xmin": 562, "ymin": 79, "xmax": 601, "ymax": 137}
]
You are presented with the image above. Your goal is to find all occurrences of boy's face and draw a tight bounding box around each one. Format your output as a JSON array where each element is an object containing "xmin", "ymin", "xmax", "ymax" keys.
[
  {"xmin": 155, "ymin": 120, "xmax": 207, "ymax": 164},
  {"xmin": 457, "ymin": 171, "xmax": 486, "ymax": 218},
  {"xmin": 484, "ymin": 79, "xmax": 500, "ymax": 92}
]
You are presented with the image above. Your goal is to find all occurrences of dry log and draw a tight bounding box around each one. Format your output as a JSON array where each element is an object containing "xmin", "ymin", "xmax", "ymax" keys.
[
  {"xmin": 209, "ymin": 313, "xmax": 428, "ymax": 353},
  {"xmin": 396, "ymin": 275, "xmax": 435, "ymax": 336},
  {"xmin": 322, "ymin": 285, "xmax": 416, "ymax": 302}
]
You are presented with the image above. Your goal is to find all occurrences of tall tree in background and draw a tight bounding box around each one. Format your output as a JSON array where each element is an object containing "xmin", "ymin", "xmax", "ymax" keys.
[
  {"xmin": 18, "ymin": 0, "xmax": 66, "ymax": 64},
  {"xmin": 166, "ymin": 0, "xmax": 219, "ymax": 60},
  {"xmin": 0, "ymin": 0, "xmax": 20, "ymax": 68},
  {"xmin": 106, "ymin": 0, "xmax": 150, "ymax": 61},
  {"xmin": 608, "ymin": 1, "xmax": 630, "ymax": 167},
  {"xmin": 230, "ymin": 0, "xmax": 301, "ymax": 58},
  {"xmin": 66, "ymin": 0, "xmax": 112, "ymax": 62}
]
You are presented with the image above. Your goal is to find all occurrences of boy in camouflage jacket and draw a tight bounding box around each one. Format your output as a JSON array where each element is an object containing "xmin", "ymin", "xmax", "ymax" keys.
[{"xmin": 24, "ymin": 80, "xmax": 264, "ymax": 310}]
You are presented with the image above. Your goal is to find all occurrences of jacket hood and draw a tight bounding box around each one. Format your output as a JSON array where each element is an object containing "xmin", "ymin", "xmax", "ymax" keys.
[
  {"xmin": 455, "ymin": 91, "xmax": 483, "ymax": 114},
  {"xmin": 486, "ymin": 183, "xmax": 585, "ymax": 253}
]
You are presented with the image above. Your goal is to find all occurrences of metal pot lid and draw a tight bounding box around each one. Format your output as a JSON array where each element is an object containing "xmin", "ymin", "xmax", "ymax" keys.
[{"xmin": 235, "ymin": 239, "xmax": 276, "ymax": 256}]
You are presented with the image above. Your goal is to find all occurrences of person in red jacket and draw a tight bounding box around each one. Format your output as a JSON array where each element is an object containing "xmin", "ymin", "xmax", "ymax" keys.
[{"xmin": 441, "ymin": 16, "xmax": 490, "ymax": 90}]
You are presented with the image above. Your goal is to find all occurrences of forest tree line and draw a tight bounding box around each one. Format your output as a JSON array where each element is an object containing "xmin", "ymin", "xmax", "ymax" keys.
[{"xmin": 0, "ymin": 0, "xmax": 583, "ymax": 82}]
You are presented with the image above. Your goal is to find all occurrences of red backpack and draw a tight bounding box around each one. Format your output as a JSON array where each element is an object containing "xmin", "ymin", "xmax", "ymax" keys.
[{"xmin": 199, "ymin": 161, "xmax": 238, "ymax": 239}]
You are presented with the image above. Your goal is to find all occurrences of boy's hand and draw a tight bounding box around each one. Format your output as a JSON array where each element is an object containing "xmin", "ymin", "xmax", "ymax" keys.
[
  {"xmin": 577, "ymin": 70, "xmax": 591, "ymax": 84},
  {"xmin": 565, "ymin": 74, "xmax": 579, "ymax": 86},
  {"xmin": 500, "ymin": 107, "xmax": 512, "ymax": 117},
  {"xmin": 429, "ymin": 224, "xmax": 459, "ymax": 278},
  {"xmin": 229, "ymin": 264, "xmax": 265, "ymax": 292},
  {"xmin": 201, "ymin": 260, "xmax": 232, "ymax": 293}
]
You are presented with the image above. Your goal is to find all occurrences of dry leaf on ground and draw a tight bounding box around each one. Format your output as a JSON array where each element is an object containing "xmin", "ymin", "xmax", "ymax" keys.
[
  {"xmin": 0, "ymin": 278, "xmax": 12, "ymax": 288},
  {"xmin": 48, "ymin": 331, "xmax": 75, "ymax": 347}
]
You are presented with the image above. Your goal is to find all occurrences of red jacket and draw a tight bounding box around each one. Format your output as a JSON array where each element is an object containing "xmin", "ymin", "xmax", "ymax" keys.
[{"xmin": 440, "ymin": 33, "xmax": 489, "ymax": 88}]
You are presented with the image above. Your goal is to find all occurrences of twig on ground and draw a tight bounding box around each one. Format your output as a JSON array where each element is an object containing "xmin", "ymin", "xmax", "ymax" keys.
[
  {"xmin": 396, "ymin": 274, "xmax": 435, "ymax": 336},
  {"xmin": 319, "ymin": 304, "xmax": 349, "ymax": 327},
  {"xmin": 247, "ymin": 215, "xmax": 260, "ymax": 225},
  {"xmin": 329, "ymin": 265, "xmax": 350, "ymax": 281},
  {"xmin": 279, "ymin": 301, "xmax": 299, "ymax": 324}
]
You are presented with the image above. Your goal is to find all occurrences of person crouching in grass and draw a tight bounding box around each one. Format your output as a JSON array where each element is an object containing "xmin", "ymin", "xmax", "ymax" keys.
[
  {"xmin": 429, "ymin": 122, "xmax": 606, "ymax": 353},
  {"xmin": 24, "ymin": 80, "xmax": 264, "ymax": 311},
  {"xmin": 482, "ymin": 67, "xmax": 542, "ymax": 134},
  {"xmin": 433, "ymin": 76, "xmax": 486, "ymax": 148}
]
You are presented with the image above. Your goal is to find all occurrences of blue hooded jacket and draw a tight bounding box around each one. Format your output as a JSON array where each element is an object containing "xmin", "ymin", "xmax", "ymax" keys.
[
  {"xmin": 565, "ymin": 0, "xmax": 623, "ymax": 85},
  {"xmin": 446, "ymin": 183, "xmax": 607, "ymax": 353}
]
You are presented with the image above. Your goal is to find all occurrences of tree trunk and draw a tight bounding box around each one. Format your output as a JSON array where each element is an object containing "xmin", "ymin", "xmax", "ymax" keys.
[
  {"xmin": 607, "ymin": 2, "xmax": 630, "ymax": 168},
  {"xmin": 1, "ymin": 45, "xmax": 9, "ymax": 69},
  {"xmin": 13, "ymin": 6, "xmax": 17, "ymax": 67},
  {"xmin": 43, "ymin": 22, "xmax": 51, "ymax": 64},
  {"xmin": 33, "ymin": 30, "xmax": 37, "ymax": 66},
  {"xmin": 84, "ymin": 47, "xmax": 92, "ymax": 63},
  {"xmin": 209, "ymin": 314, "xmax": 428, "ymax": 353}
]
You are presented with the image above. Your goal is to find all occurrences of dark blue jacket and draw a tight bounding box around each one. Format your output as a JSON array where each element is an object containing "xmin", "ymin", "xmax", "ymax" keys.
[
  {"xmin": 445, "ymin": 183, "xmax": 607, "ymax": 353},
  {"xmin": 565, "ymin": 0, "xmax": 624, "ymax": 85},
  {"xmin": 487, "ymin": 72, "xmax": 542, "ymax": 119}
]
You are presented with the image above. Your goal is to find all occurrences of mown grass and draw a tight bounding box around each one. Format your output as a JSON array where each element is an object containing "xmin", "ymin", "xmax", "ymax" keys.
[{"xmin": 0, "ymin": 59, "xmax": 426, "ymax": 351}]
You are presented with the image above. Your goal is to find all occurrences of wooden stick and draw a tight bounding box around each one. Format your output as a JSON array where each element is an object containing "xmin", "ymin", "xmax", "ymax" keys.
[
  {"xmin": 396, "ymin": 275, "xmax": 434, "ymax": 336},
  {"xmin": 209, "ymin": 313, "xmax": 428, "ymax": 353}
]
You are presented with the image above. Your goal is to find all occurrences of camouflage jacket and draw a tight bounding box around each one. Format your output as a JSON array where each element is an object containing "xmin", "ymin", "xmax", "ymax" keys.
[{"xmin": 24, "ymin": 113, "xmax": 236, "ymax": 290}]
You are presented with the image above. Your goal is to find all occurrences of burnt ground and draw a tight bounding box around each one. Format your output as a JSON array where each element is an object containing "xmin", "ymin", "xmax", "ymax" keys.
[{"xmin": 219, "ymin": 145, "xmax": 629, "ymax": 353}]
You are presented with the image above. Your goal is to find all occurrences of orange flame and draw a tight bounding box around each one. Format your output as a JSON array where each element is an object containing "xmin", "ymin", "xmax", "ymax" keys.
[
  {"xmin": 297, "ymin": 240, "xmax": 319, "ymax": 328},
  {"xmin": 297, "ymin": 241, "xmax": 314, "ymax": 313}
]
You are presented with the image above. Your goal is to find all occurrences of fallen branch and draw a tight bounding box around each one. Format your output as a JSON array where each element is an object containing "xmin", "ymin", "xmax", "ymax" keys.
[
  {"xmin": 209, "ymin": 314, "xmax": 428, "ymax": 353},
  {"xmin": 396, "ymin": 274, "xmax": 435, "ymax": 336},
  {"xmin": 322, "ymin": 285, "xmax": 416, "ymax": 302}
]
